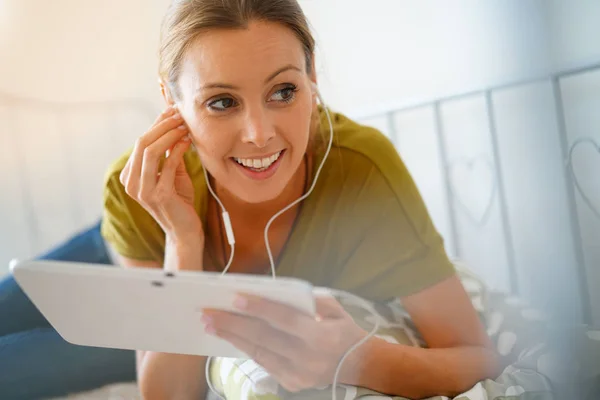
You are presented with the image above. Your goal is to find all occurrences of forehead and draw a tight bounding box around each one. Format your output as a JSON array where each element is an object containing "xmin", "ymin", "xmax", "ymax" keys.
[{"xmin": 179, "ymin": 21, "xmax": 306, "ymax": 88}]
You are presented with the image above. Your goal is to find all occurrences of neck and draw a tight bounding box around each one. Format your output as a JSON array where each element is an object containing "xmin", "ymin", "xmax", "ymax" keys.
[{"xmin": 212, "ymin": 155, "xmax": 309, "ymax": 226}]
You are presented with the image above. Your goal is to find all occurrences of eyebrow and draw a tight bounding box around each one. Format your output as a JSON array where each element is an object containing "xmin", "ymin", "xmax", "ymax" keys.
[
  {"xmin": 264, "ymin": 64, "xmax": 302, "ymax": 83},
  {"xmin": 198, "ymin": 64, "xmax": 302, "ymax": 92}
]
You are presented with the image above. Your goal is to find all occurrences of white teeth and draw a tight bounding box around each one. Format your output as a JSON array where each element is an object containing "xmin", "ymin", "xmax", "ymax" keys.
[{"xmin": 234, "ymin": 150, "xmax": 282, "ymax": 170}]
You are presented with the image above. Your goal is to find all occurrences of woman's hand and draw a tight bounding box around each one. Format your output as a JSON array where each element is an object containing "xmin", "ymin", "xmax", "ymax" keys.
[
  {"xmin": 120, "ymin": 106, "xmax": 202, "ymax": 240},
  {"xmin": 202, "ymin": 294, "xmax": 371, "ymax": 392}
]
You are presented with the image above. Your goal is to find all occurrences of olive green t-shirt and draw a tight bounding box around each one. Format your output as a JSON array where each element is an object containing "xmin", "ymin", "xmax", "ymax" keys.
[{"xmin": 100, "ymin": 107, "xmax": 455, "ymax": 302}]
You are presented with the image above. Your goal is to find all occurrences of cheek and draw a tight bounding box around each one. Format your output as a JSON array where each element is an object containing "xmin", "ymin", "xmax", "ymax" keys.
[
  {"xmin": 187, "ymin": 117, "xmax": 234, "ymax": 159},
  {"xmin": 283, "ymin": 103, "xmax": 313, "ymax": 147}
]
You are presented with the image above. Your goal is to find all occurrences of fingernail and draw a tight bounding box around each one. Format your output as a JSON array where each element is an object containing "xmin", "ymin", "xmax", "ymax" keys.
[
  {"xmin": 201, "ymin": 314, "xmax": 213, "ymax": 324},
  {"xmin": 173, "ymin": 112, "xmax": 182, "ymax": 120},
  {"xmin": 182, "ymin": 135, "xmax": 191, "ymax": 141},
  {"xmin": 233, "ymin": 296, "xmax": 247, "ymax": 310},
  {"xmin": 178, "ymin": 123, "xmax": 187, "ymax": 130}
]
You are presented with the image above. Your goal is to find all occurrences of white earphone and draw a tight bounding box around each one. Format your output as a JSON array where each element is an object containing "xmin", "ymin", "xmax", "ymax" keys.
[
  {"xmin": 202, "ymin": 81, "xmax": 332, "ymax": 277},
  {"xmin": 203, "ymin": 83, "xmax": 382, "ymax": 400}
]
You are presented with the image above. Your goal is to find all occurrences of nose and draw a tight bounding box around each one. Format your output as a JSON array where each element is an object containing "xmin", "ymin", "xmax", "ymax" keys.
[{"xmin": 240, "ymin": 106, "xmax": 275, "ymax": 148}]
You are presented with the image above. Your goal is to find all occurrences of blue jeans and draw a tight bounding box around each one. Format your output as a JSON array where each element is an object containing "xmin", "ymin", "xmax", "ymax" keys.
[{"xmin": 0, "ymin": 222, "xmax": 136, "ymax": 399}]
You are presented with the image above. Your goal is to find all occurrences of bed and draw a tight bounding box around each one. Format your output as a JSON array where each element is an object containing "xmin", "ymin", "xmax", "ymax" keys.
[
  {"xmin": 45, "ymin": 263, "xmax": 600, "ymax": 399},
  {"xmin": 3, "ymin": 61, "xmax": 600, "ymax": 399}
]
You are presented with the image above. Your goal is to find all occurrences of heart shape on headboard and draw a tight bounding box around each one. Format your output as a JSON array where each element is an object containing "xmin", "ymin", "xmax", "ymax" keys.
[
  {"xmin": 568, "ymin": 137, "xmax": 600, "ymax": 219},
  {"xmin": 448, "ymin": 156, "xmax": 497, "ymax": 227}
]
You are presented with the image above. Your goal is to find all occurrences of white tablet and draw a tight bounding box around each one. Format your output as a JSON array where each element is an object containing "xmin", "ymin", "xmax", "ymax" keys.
[{"xmin": 10, "ymin": 260, "xmax": 316, "ymax": 358}]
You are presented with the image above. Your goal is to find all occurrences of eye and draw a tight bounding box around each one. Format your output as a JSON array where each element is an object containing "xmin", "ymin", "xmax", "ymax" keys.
[
  {"xmin": 208, "ymin": 97, "xmax": 238, "ymax": 111},
  {"xmin": 270, "ymin": 84, "xmax": 298, "ymax": 103}
]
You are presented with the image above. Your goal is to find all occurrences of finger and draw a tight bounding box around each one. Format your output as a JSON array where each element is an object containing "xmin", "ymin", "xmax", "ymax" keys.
[
  {"xmin": 205, "ymin": 310, "xmax": 306, "ymax": 361},
  {"xmin": 174, "ymin": 140, "xmax": 191, "ymax": 176},
  {"xmin": 165, "ymin": 124, "xmax": 184, "ymax": 159},
  {"xmin": 154, "ymin": 105, "xmax": 176, "ymax": 125},
  {"xmin": 119, "ymin": 157, "xmax": 131, "ymax": 185},
  {"xmin": 212, "ymin": 329, "xmax": 306, "ymax": 392},
  {"xmin": 127, "ymin": 112, "xmax": 186, "ymax": 195},
  {"xmin": 149, "ymin": 111, "xmax": 187, "ymax": 144},
  {"xmin": 155, "ymin": 137, "xmax": 191, "ymax": 191},
  {"xmin": 147, "ymin": 106, "xmax": 178, "ymax": 170},
  {"xmin": 138, "ymin": 124, "xmax": 189, "ymax": 200},
  {"xmin": 233, "ymin": 294, "xmax": 317, "ymax": 340}
]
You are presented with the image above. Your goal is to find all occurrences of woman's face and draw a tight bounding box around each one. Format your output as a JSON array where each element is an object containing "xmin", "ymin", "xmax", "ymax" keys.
[{"xmin": 172, "ymin": 21, "xmax": 316, "ymax": 204}]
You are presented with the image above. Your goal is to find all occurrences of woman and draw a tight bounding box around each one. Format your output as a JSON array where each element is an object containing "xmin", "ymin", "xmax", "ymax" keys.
[{"xmin": 101, "ymin": 0, "xmax": 501, "ymax": 399}]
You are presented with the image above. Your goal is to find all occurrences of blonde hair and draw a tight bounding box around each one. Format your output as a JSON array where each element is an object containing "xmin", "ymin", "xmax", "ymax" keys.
[
  {"xmin": 157, "ymin": 0, "xmax": 325, "ymax": 151},
  {"xmin": 158, "ymin": 0, "xmax": 316, "ymax": 101}
]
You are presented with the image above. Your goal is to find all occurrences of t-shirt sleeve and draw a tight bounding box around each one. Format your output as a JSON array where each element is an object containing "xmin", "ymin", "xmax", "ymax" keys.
[
  {"xmin": 100, "ymin": 162, "xmax": 166, "ymax": 263},
  {"xmin": 331, "ymin": 137, "xmax": 456, "ymax": 303}
]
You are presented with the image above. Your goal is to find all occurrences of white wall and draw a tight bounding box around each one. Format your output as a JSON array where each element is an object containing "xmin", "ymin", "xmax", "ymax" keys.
[
  {"xmin": 0, "ymin": 0, "xmax": 168, "ymax": 103},
  {"xmin": 302, "ymin": 0, "xmax": 552, "ymax": 118},
  {"xmin": 0, "ymin": 0, "xmax": 169, "ymax": 271},
  {"xmin": 548, "ymin": 0, "xmax": 600, "ymax": 70}
]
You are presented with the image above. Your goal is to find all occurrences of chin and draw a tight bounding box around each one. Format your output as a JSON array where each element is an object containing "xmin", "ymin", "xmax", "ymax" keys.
[{"xmin": 234, "ymin": 178, "xmax": 291, "ymax": 204}]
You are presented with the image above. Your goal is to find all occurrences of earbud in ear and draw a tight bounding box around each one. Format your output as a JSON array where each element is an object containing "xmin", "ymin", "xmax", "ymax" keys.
[{"xmin": 310, "ymin": 83, "xmax": 319, "ymax": 102}]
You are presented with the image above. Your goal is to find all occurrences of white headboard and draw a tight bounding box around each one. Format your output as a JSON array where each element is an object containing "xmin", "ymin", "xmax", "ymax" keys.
[{"xmin": 357, "ymin": 61, "xmax": 600, "ymax": 327}]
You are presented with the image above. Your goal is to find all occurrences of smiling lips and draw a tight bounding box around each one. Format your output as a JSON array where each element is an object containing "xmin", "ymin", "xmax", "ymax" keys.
[
  {"xmin": 233, "ymin": 150, "xmax": 283, "ymax": 171},
  {"xmin": 231, "ymin": 149, "xmax": 286, "ymax": 180}
]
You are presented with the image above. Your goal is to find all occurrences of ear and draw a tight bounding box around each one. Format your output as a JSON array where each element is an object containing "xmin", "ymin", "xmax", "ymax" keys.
[
  {"xmin": 309, "ymin": 55, "xmax": 318, "ymax": 88},
  {"xmin": 159, "ymin": 79, "xmax": 176, "ymax": 107},
  {"xmin": 307, "ymin": 55, "xmax": 320, "ymax": 106}
]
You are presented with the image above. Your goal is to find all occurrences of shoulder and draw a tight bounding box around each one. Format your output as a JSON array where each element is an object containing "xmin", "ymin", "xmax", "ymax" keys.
[
  {"xmin": 316, "ymin": 109, "xmax": 454, "ymax": 300},
  {"xmin": 316, "ymin": 107, "xmax": 437, "ymax": 244},
  {"xmin": 318, "ymin": 107, "xmax": 415, "ymax": 203},
  {"xmin": 102, "ymin": 148, "xmax": 132, "ymax": 212},
  {"xmin": 328, "ymin": 109, "xmax": 397, "ymax": 164}
]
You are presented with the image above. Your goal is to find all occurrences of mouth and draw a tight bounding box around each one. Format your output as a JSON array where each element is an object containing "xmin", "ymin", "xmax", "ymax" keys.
[{"xmin": 231, "ymin": 149, "xmax": 286, "ymax": 180}]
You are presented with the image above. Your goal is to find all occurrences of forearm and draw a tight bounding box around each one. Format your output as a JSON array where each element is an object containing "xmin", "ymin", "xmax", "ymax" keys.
[
  {"xmin": 348, "ymin": 338, "xmax": 501, "ymax": 399},
  {"xmin": 138, "ymin": 234, "xmax": 207, "ymax": 399},
  {"xmin": 138, "ymin": 352, "xmax": 208, "ymax": 400},
  {"xmin": 164, "ymin": 234, "xmax": 205, "ymax": 271}
]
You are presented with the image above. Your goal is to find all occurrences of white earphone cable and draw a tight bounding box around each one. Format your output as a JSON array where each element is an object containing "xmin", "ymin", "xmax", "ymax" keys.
[
  {"xmin": 202, "ymin": 85, "xmax": 380, "ymax": 400},
  {"xmin": 263, "ymin": 88, "xmax": 335, "ymax": 279},
  {"xmin": 321, "ymin": 288, "xmax": 382, "ymax": 400},
  {"xmin": 202, "ymin": 167, "xmax": 236, "ymax": 274}
]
